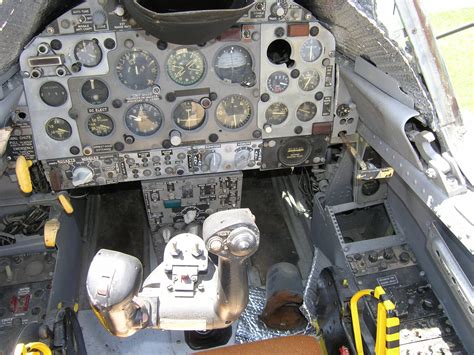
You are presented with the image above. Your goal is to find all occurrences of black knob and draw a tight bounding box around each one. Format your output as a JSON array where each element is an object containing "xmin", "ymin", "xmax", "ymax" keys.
[
  {"xmin": 104, "ymin": 38, "xmax": 116, "ymax": 49},
  {"xmin": 290, "ymin": 69, "xmax": 300, "ymax": 79},
  {"xmin": 157, "ymin": 40, "xmax": 168, "ymax": 50},
  {"xmin": 275, "ymin": 27, "xmax": 285, "ymax": 38},
  {"xmin": 70, "ymin": 146, "xmax": 80, "ymax": 155},
  {"xmin": 421, "ymin": 299, "xmax": 435, "ymax": 311},
  {"xmin": 368, "ymin": 252, "xmax": 379, "ymax": 263},
  {"xmin": 353, "ymin": 253, "xmax": 362, "ymax": 261},
  {"xmin": 209, "ymin": 134, "xmax": 219, "ymax": 143},
  {"xmin": 50, "ymin": 39, "xmax": 62, "ymax": 50},
  {"xmin": 310, "ymin": 26, "xmax": 319, "ymax": 36},
  {"xmin": 112, "ymin": 99, "xmax": 122, "ymax": 108},
  {"xmin": 399, "ymin": 252, "xmax": 410, "ymax": 263},
  {"xmin": 383, "ymin": 248, "xmax": 394, "ymax": 260},
  {"xmin": 124, "ymin": 135, "xmax": 135, "ymax": 145},
  {"xmin": 162, "ymin": 139, "xmax": 172, "ymax": 149},
  {"xmin": 114, "ymin": 142, "xmax": 125, "ymax": 151},
  {"xmin": 261, "ymin": 93, "xmax": 270, "ymax": 102},
  {"xmin": 315, "ymin": 92, "xmax": 324, "ymax": 101}
]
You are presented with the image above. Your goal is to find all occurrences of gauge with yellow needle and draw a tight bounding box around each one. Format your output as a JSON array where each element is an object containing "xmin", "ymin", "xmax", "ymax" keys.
[
  {"xmin": 173, "ymin": 100, "xmax": 206, "ymax": 131},
  {"xmin": 265, "ymin": 102, "xmax": 289, "ymax": 125},
  {"xmin": 296, "ymin": 101, "xmax": 317, "ymax": 122},
  {"xmin": 45, "ymin": 118, "xmax": 72, "ymax": 141},
  {"xmin": 166, "ymin": 48, "xmax": 206, "ymax": 86},
  {"xmin": 87, "ymin": 113, "xmax": 114, "ymax": 137},
  {"xmin": 216, "ymin": 94, "xmax": 252, "ymax": 129},
  {"xmin": 125, "ymin": 103, "xmax": 163, "ymax": 136}
]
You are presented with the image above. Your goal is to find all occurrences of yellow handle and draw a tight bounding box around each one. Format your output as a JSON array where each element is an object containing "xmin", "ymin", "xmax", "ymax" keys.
[
  {"xmin": 350, "ymin": 287, "xmax": 400, "ymax": 355},
  {"xmin": 58, "ymin": 194, "xmax": 74, "ymax": 214},
  {"xmin": 44, "ymin": 218, "xmax": 60, "ymax": 248},
  {"xmin": 16, "ymin": 155, "xmax": 33, "ymax": 194},
  {"xmin": 14, "ymin": 342, "xmax": 52, "ymax": 355},
  {"xmin": 350, "ymin": 289, "xmax": 373, "ymax": 355}
]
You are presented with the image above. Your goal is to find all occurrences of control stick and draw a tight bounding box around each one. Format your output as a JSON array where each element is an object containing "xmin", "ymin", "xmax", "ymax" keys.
[{"xmin": 86, "ymin": 209, "xmax": 259, "ymax": 336}]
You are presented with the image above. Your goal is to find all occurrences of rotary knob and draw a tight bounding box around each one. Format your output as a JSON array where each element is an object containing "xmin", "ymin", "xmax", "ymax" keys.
[
  {"xmin": 72, "ymin": 166, "xmax": 94, "ymax": 187},
  {"xmin": 235, "ymin": 150, "xmax": 252, "ymax": 169},
  {"xmin": 202, "ymin": 152, "xmax": 222, "ymax": 173},
  {"xmin": 271, "ymin": 2, "xmax": 287, "ymax": 18}
]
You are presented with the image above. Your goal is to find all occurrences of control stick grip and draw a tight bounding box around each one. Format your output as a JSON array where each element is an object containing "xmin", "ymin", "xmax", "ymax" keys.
[{"xmin": 86, "ymin": 249, "xmax": 144, "ymax": 337}]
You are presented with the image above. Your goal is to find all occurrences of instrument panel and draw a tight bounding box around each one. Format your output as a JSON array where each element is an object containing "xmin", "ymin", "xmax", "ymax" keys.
[{"xmin": 16, "ymin": 0, "xmax": 337, "ymax": 189}]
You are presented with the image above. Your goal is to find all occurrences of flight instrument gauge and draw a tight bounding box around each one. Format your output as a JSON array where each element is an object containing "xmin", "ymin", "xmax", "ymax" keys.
[
  {"xmin": 298, "ymin": 70, "xmax": 320, "ymax": 92},
  {"xmin": 265, "ymin": 103, "xmax": 289, "ymax": 125},
  {"xmin": 300, "ymin": 38, "xmax": 323, "ymax": 63},
  {"xmin": 40, "ymin": 81, "xmax": 68, "ymax": 107},
  {"xmin": 214, "ymin": 45, "xmax": 253, "ymax": 85},
  {"xmin": 173, "ymin": 100, "xmax": 206, "ymax": 130},
  {"xmin": 166, "ymin": 48, "xmax": 206, "ymax": 86},
  {"xmin": 87, "ymin": 113, "xmax": 114, "ymax": 137},
  {"xmin": 45, "ymin": 118, "xmax": 72, "ymax": 141},
  {"xmin": 74, "ymin": 39, "xmax": 103, "ymax": 67},
  {"xmin": 267, "ymin": 71, "xmax": 289, "ymax": 94},
  {"xmin": 81, "ymin": 79, "xmax": 109, "ymax": 105},
  {"xmin": 116, "ymin": 50, "xmax": 159, "ymax": 90},
  {"xmin": 216, "ymin": 95, "xmax": 252, "ymax": 129},
  {"xmin": 296, "ymin": 102, "xmax": 317, "ymax": 122},
  {"xmin": 125, "ymin": 103, "xmax": 163, "ymax": 136}
]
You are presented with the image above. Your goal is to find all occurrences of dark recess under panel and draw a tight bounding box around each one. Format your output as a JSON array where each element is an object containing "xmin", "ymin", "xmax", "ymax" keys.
[{"xmin": 242, "ymin": 170, "xmax": 298, "ymax": 283}]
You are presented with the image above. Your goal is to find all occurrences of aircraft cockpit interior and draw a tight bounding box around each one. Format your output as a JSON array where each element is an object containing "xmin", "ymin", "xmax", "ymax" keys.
[{"xmin": 0, "ymin": 0, "xmax": 472, "ymax": 354}]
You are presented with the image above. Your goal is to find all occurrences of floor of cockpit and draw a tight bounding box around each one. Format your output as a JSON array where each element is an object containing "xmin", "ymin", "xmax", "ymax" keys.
[{"xmin": 242, "ymin": 170, "xmax": 299, "ymax": 284}]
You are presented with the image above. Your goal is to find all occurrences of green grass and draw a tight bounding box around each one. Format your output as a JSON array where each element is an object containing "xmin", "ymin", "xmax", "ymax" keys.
[{"xmin": 429, "ymin": 7, "xmax": 474, "ymax": 114}]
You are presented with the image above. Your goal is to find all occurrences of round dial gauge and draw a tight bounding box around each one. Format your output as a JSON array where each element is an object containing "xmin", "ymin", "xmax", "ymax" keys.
[
  {"xmin": 87, "ymin": 113, "xmax": 114, "ymax": 137},
  {"xmin": 298, "ymin": 70, "xmax": 320, "ymax": 92},
  {"xmin": 116, "ymin": 50, "xmax": 159, "ymax": 90},
  {"xmin": 297, "ymin": 102, "xmax": 317, "ymax": 122},
  {"xmin": 125, "ymin": 103, "xmax": 163, "ymax": 136},
  {"xmin": 267, "ymin": 71, "xmax": 289, "ymax": 94},
  {"xmin": 167, "ymin": 48, "xmax": 206, "ymax": 86},
  {"xmin": 81, "ymin": 79, "xmax": 109, "ymax": 105},
  {"xmin": 40, "ymin": 81, "xmax": 68, "ymax": 107},
  {"xmin": 74, "ymin": 39, "xmax": 103, "ymax": 67},
  {"xmin": 216, "ymin": 95, "xmax": 252, "ymax": 129},
  {"xmin": 300, "ymin": 38, "xmax": 323, "ymax": 63},
  {"xmin": 173, "ymin": 101, "xmax": 206, "ymax": 131},
  {"xmin": 45, "ymin": 118, "xmax": 72, "ymax": 141},
  {"xmin": 214, "ymin": 45, "xmax": 254, "ymax": 85},
  {"xmin": 265, "ymin": 102, "xmax": 289, "ymax": 125}
]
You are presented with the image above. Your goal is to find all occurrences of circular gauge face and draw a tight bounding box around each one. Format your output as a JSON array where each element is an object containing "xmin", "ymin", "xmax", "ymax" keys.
[
  {"xmin": 216, "ymin": 95, "xmax": 252, "ymax": 129},
  {"xmin": 298, "ymin": 70, "xmax": 320, "ymax": 92},
  {"xmin": 278, "ymin": 137, "xmax": 313, "ymax": 167},
  {"xmin": 81, "ymin": 79, "xmax": 109, "ymax": 105},
  {"xmin": 125, "ymin": 103, "xmax": 163, "ymax": 136},
  {"xmin": 173, "ymin": 101, "xmax": 206, "ymax": 131},
  {"xmin": 265, "ymin": 102, "xmax": 289, "ymax": 125},
  {"xmin": 74, "ymin": 39, "xmax": 103, "ymax": 67},
  {"xmin": 87, "ymin": 113, "xmax": 114, "ymax": 137},
  {"xmin": 297, "ymin": 101, "xmax": 318, "ymax": 122},
  {"xmin": 45, "ymin": 118, "xmax": 72, "ymax": 141},
  {"xmin": 40, "ymin": 81, "xmax": 68, "ymax": 107},
  {"xmin": 267, "ymin": 71, "xmax": 290, "ymax": 94},
  {"xmin": 300, "ymin": 38, "xmax": 323, "ymax": 62},
  {"xmin": 167, "ymin": 48, "xmax": 206, "ymax": 86},
  {"xmin": 214, "ymin": 45, "xmax": 254, "ymax": 84},
  {"xmin": 116, "ymin": 50, "xmax": 159, "ymax": 90}
]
